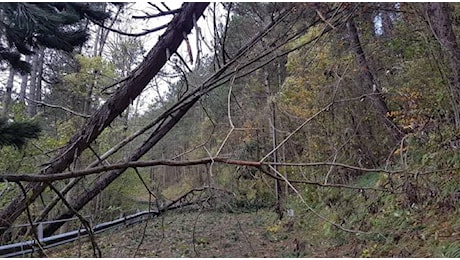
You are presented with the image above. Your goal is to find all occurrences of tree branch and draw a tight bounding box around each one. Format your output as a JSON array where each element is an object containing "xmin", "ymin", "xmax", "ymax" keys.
[
  {"xmin": 25, "ymin": 98, "xmax": 90, "ymax": 118},
  {"xmin": 89, "ymin": 17, "xmax": 168, "ymax": 37},
  {"xmin": 46, "ymin": 182, "xmax": 101, "ymax": 257},
  {"xmin": 0, "ymin": 158, "xmax": 401, "ymax": 183},
  {"xmin": 132, "ymin": 8, "xmax": 182, "ymax": 19}
]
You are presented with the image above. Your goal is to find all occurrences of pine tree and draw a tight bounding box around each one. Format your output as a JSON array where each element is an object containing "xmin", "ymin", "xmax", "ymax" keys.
[
  {"xmin": 0, "ymin": 3, "xmax": 110, "ymax": 74},
  {"xmin": 0, "ymin": 118, "xmax": 41, "ymax": 148}
]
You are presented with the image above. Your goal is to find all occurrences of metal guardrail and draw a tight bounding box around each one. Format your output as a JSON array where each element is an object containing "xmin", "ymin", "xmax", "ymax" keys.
[{"xmin": 0, "ymin": 210, "xmax": 159, "ymax": 258}]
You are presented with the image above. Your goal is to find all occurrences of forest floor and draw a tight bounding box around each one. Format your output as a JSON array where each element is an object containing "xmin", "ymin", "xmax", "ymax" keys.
[
  {"xmin": 46, "ymin": 203, "xmax": 459, "ymax": 258},
  {"xmin": 48, "ymin": 209, "xmax": 311, "ymax": 258}
]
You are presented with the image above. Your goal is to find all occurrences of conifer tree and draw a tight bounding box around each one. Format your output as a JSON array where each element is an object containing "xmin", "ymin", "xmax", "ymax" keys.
[
  {"xmin": 0, "ymin": 118, "xmax": 40, "ymax": 148},
  {"xmin": 0, "ymin": 3, "xmax": 110, "ymax": 74}
]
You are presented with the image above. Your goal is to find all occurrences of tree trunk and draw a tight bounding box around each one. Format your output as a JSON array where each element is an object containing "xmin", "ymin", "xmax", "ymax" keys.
[
  {"xmin": 346, "ymin": 18, "xmax": 404, "ymax": 141},
  {"xmin": 425, "ymin": 3, "xmax": 460, "ymax": 128},
  {"xmin": 43, "ymin": 96, "xmax": 200, "ymax": 236},
  {"xmin": 2, "ymin": 68, "xmax": 15, "ymax": 118},
  {"xmin": 27, "ymin": 47, "xmax": 45, "ymax": 116},
  {"xmin": 19, "ymin": 56, "xmax": 30, "ymax": 103},
  {"xmin": 27, "ymin": 51, "xmax": 39, "ymax": 116},
  {"xmin": 380, "ymin": 3, "xmax": 394, "ymax": 38},
  {"xmin": 264, "ymin": 70, "xmax": 282, "ymax": 219},
  {"xmin": 0, "ymin": 2, "xmax": 209, "ymax": 239},
  {"xmin": 35, "ymin": 48, "xmax": 45, "ymax": 104}
]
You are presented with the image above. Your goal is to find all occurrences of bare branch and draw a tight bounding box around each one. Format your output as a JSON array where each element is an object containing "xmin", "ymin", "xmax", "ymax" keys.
[
  {"xmin": 26, "ymin": 98, "xmax": 90, "ymax": 118},
  {"xmin": 89, "ymin": 17, "xmax": 168, "ymax": 37},
  {"xmin": 47, "ymin": 182, "xmax": 101, "ymax": 257},
  {"xmin": 257, "ymin": 166, "xmax": 395, "ymax": 193},
  {"xmin": 0, "ymin": 158, "xmax": 401, "ymax": 183},
  {"xmin": 100, "ymin": 75, "xmax": 132, "ymax": 93},
  {"xmin": 268, "ymin": 165, "xmax": 369, "ymax": 234},
  {"xmin": 132, "ymin": 8, "xmax": 182, "ymax": 19},
  {"xmin": 260, "ymin": 103, "xmax": 333, "ymax": 162},
  {"xmin": 14, "ymin": 181, "xmax": 48, "ymax": 257},
  {"xmin": 161, "ymin": 2, "xmax": 171, "ymax": 11}
]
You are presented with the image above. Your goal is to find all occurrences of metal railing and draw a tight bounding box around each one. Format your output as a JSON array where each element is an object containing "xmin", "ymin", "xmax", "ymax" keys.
[{"xmin": 0, "ymin": 210, "xmax": 159, "ymax": 257}]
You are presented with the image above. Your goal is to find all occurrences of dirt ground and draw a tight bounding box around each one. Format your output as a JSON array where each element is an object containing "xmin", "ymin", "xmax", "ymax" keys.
[{"xmin": 48, "ymin": 209, "xmax": 313, "ymax": 258}]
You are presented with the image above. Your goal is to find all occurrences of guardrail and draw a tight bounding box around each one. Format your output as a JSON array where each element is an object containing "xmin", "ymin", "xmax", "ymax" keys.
[{"xmin": 0, "ymin": 210, "xmax": 159, "ymax": 258}]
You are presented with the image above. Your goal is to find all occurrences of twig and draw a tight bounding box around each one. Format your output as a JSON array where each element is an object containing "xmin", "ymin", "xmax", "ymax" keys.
[
  {"xmin": 88, "ymin": 16, "xmax": 168, "ymax": 37},
  {"xmin": 47, "ymin": 182, "xmax": 101, "ymax": 257},
  {"xmin": 268, "ymin": 165, "xmax": 369, "ymax": 234},
  {"xmin": 191, "ymin": 204, "xmax": 204, "ymax": 257},
  {"xmin": 25, "ymin": 98, "xmax": 90, "ymax": 118},
  {"xmin": 14, "ymin": 181, "xmax": 48, "ymax": 257},
  {"xmin": 261, "ymin": 103, "xmax": 333, "ymax": 162},
  {"xmin": 132, "ymin": 167, "xmax": 157, "ymax": 201},
  {"xmin": 257, "ymin": 166, "xmax": 395, "ymax": 193},
  {"xmin": 132, "ymin": 8, "xmax": 181, "ymax": 19},
  {"xmin": 235, "ymin": 214, "xmax": 256, "ymax": 256},
  {"xmin": 161, "ymin": 2, "xmax": 171, "ymax": 11},
  {"xmin": 133, "ymin": 181, "xmax": 152, "ymax": 258},
  {"xmin": 100, "ymin": 75, "xmax": 132, "ymax": 93}
]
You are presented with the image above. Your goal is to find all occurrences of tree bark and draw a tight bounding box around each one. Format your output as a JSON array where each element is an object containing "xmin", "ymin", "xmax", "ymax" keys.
[
  {"xmin": 347, "ymin": 18, "xmax": 404, "ymax": 141},
  {"xmin": 2, "ymin": 68, "xmax": 15, "ymax": 117},
  {"xmin": 0, "ymin": 2, "xmax": 209, "ymax": 239},
  {"xmin": 425, "ymin": 3, "xmax": 460, "ymax": 128},
  {"xmin": 35, "ymin": 48, "xmax": 45, "ymax": 104},
  {"xmin": 27, "ymin": 51, "xmax": 39, "ymax": 116},
  {"xmin": 19, "ymin": 56, "xmax": 30, "ymax": 103}
]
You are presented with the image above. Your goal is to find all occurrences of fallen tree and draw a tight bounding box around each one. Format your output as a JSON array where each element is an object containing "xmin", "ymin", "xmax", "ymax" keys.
[{"xmin": 0, "ymin": 2, "xmax": 209, "ymax": 238}]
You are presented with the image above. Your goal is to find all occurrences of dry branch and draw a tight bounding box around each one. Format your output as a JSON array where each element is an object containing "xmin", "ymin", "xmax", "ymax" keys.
[
  {"xmin": 0, "ymin": 158, "xmax": 400, "ymax": 183},
  {"xmin": 25, "ymin": 98, "xmax": 91, "ymax": 118},
  {"xmin": 0, "ymin": 2, "xmax": 209, "ymax": 237}
]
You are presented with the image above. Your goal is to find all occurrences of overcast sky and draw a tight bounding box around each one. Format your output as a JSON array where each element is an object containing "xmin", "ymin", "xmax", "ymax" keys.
[{"xmin": 0, "ymin": 3, "xmax": 226, "ymax": 115}]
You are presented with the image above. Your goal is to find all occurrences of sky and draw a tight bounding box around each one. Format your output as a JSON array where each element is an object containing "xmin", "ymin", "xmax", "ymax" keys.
[
  {"xmin": 0, "ymin": 3, "xmax": 225, "ymax": 116},
  {"xmin": 119, "ymin": 2, "xmax": 226, "ymax": 113}
]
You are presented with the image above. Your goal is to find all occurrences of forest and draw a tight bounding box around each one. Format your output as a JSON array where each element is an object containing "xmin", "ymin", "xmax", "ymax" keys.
[{"xmin": 0, "ymin": 2, "xmax": 459, "ymax": 258}]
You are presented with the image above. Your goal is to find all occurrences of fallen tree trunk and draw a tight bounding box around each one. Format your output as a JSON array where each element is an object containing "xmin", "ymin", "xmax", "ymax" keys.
[
  {"xmin": 0, "ymin": 2, "xmax": 209, "ymax": 238},
  {"xmin": 41, "ymin": 7, "xmax": 299, "ymax": 237}
]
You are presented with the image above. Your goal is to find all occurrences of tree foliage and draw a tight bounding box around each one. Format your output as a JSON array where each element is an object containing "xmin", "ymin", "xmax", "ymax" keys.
[
  {"xmin": 0, "ymin": 3, "xmax": 110, "ymax": 74},
  {"xmin": 0, "ymin": 3, "xmax": 459, "ymax": 257},
  {"xmin": 0, "ymin": 118, "xmax": 40, "ymax": 149}
]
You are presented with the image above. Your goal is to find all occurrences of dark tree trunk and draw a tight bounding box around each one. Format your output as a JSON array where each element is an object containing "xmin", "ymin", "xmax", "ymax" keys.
[
  {"xmin": 347, "ymin": 18, "xmax": 404, "ymax": 141},
  {"xmin": 0, "ymin": 2, "xmax": 209, "ymax": 239},
  {"xmin": 380, "ymin": 3, "xmax": 394, "ymax": 38},
  {"xmin": 426, "ymin": 3, "xmax": 460, "ymax": 128},
  {"xmin": 2, "ymin": 68, "xmax": 15, "ymax": 117}
]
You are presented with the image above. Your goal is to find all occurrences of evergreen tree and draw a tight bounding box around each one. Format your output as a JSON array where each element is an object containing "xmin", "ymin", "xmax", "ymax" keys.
[
  {"xmin": 0, "ymin": 118, "xmax": 41, "ymax": 148},
  {"xmin": 0, "ymin": 2, "xmax": 110, "ymax": 74}
]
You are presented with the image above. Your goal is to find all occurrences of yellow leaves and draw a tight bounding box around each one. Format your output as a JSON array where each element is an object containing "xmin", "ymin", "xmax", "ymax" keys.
[
  {"xmin": 389, "ymin": 88, "xmax": 430, "ymax": 131},
  {"xmin": 266, "ymin": 222, "xmax": 281, "ymax": 234},
  {"xmin": 394, "ymin": 146, "xmax": 408, "ymax": 155}
]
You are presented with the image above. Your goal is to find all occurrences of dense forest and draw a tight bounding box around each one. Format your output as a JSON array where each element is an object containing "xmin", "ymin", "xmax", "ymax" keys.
[{"xmin": 0, "ymin": 2, "xmax": 459, "ymax": 257}]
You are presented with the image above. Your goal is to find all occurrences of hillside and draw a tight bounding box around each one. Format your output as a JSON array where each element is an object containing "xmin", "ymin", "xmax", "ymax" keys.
[{"xmin": 0, "ymin": 2, "xmax": 459, "ymax": 257}]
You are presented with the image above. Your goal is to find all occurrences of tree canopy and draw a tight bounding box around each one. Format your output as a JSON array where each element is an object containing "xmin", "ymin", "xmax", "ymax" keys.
[
  {"xmin": 0, "ymin": 3, "xmax": 110, "ymax": 74},
  {"xmin": 0, "ymin": 118, "xmax": 40, "ymax": 149}
]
